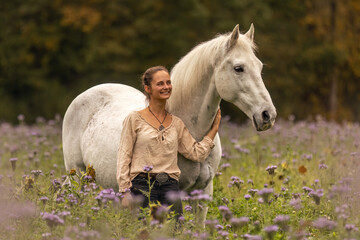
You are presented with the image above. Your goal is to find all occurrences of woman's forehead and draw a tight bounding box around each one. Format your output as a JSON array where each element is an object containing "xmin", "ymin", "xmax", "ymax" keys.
[{"xmin": 153, "ymin": 71, "xmax": 170, "ymax": 82}]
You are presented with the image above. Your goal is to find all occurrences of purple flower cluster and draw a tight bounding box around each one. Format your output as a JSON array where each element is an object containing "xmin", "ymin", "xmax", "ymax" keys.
[
  {"xmin": 266, "ymin": 165, "xmax": 277, "ymax": 175},
  {"xmin": 312, "ymin": 217, "xmax": 337, "ymax": 230},
  {"xmin": 234, "ymin": 144, "xmax": 250, "ymax": 154},
  {"xmin": 143, "ymin": 165, "xmax": 153, "ymax": 172},
  {"xmin": 95, "ymin": 188, "xmax": 121, "ymax": 204},
  {"xmin": 257, "ymin": 188, "xmax": 274, "ymax": 203},
  {"xmin": 218, "ymin": 205, "xmax": 232, "ymax": 221},
  {"xmin": 189, "ymin": 189, "xmax": 211, "ymax": 201},
  {"xmin": 308, "ymin": 189, "xmax": 324, "ymax": 205},
  {"xmin": 41, "ymin": 212, "xmax": 64, "ymax": 228},
  {"xmin": 230, "ymin": 217, "xmax": 249, "ymax": 229},
  {"xmin": 273, "ymin": 215, "xmax": 290, "ymax": 231},
  {"xmin": 228, "ymin": 176, "xmax": 244, "ymax": 189}
]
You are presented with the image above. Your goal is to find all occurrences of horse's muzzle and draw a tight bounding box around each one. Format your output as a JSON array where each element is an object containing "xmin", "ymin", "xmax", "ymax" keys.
[{"xmin": 253, "ymin": 110, "xmax": 276, "ymax": 131}]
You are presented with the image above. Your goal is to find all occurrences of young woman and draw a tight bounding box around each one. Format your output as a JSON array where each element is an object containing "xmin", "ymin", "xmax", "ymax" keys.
[{"xmin": 117, "ymin": 66, "xmax": 221, "ymax": 216}]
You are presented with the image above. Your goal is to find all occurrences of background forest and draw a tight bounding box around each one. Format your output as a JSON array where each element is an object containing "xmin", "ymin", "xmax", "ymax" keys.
[{"xmin": 1, "ymin": 0, "xmax": 359, "ymax": 123}]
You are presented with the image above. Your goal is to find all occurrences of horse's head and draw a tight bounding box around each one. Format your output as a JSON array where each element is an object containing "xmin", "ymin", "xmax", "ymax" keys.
[{"xmin": 214, "ymin": 24, "xmax": 276, "ymax": 131}]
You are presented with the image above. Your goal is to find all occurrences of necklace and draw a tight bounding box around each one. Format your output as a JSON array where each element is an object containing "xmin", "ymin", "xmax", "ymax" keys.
[{"xmin": 148, "ymin": 106, "xmax": 167, "ymax": 130}]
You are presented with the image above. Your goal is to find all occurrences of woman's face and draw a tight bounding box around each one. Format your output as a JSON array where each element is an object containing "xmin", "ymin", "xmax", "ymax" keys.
[{"xmin": 146, "ymin": 70, "xmax": 172, "ymax": 100}]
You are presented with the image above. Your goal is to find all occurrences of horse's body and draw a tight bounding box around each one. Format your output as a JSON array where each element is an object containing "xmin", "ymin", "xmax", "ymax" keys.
[{"xmin": 62, "ymin": 25, "xmax": 276, "ymax": 222}]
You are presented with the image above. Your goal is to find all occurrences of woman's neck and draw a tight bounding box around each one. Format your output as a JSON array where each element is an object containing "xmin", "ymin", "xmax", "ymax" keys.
[{"xmin": 148, "ymin": 99, "xmax": 167, "ymax": 115}]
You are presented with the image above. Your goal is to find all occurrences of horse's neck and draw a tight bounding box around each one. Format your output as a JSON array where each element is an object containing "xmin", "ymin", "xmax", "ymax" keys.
[{"xmin": 169, "ymin": 75, "xmax": 221, "ymax": 140}]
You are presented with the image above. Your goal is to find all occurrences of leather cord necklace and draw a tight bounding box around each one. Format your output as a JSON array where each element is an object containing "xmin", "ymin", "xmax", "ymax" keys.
[{"xmin": 148, "ymin": 106, "xmax": 167, "ymax": 131}]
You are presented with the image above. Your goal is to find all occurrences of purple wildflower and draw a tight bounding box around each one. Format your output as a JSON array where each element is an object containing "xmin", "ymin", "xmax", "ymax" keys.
[
  {"xmin": 273, "ymin": 215, "xmax": 290, "ymax": 231},
  {"xmin": 9, "ymin": 157, "xmax": 18, "ymax": 171},
  {"xmin": 266, "ymin": 165, "xmax": 277, "ymax": 175},
  {"xmin": 31, "ymin": 170, "xmax": 43, "ymax": 178},
  {"xmin": 91, "ymin": 207, "xmax": 100, "ymax": 212},
  {"xmin": 184, "ymin": 205, "xmax": 192, "ymax": 211},
  {"xmin": 312, "ymin": 217, "xmax": 337, "ymax": 230},
  {"xmin": 220, "ymin": 163, "xmax": 231, "ymax": 170},
  {"xmin": 318, "ymin": 163, "xmax": 328, "ymax": 169},
  {"xmin": 166, "ymin": 190, "xmax": 187, "ymax": 202},
  {"xmin": 309, "ymin": 189, "xmax": 324, "ymax": 205},
  {"xmin": 41, "ymin": 212, "xmax": 64, "ymax": 228},
  {"xmin": 228, "ymin": 176, "xmax": 244, "ymax": 189},
  {"xmin": 215, "ymin": 224, "xmax": 224, "ymax": 230},
  {"xmin": 244, "ymin": 194, "xmax": 251, "ymax": 200},
  {"xmin": 257, "ymin": 188, "xmax": 274, "ymax": 203},
  {"xmin": 17, "ymin": 114, "xmax": 25, "ymax": 122},
  {"xmin": 51, "ymin": 179, "xmax": 61, "ymax": 191},
  {"xmin": 205, "ymin": 219, "xmax": 219, "ymax": 228},
  {"xmin": 190, "ymin": 189, "xmax": 203, "ymax": 196},
  {"xmin": 242, "ymin": 234, "xmax": 262, "ymax": 240},
  {"xmin": 234, "ymin": 145, "xmax": 250, "ymax": 154},
  {"xmin": 345, "ymin": 224, "xmax": 359, "ymax": 232},
  {"xmin": 264, "ymin": 225, "xmax": 279, "ymax": 238},
  {"xmin": 143, "ymin": 165, "xmax": 153, "ymax": 172},
  {"xmin": 221, "ymin": 197, "xmax": 229, "ymax": 204},
  {"xmin": 302, "ymin": 153, "xmax": 313, "ymax": 160},
  {"xmin": 67, "ymin": 194, "xmax": 78, "ymax": 206},
  {"xmin": 96, "ymin": 188, "xmax": 120, "ymax": 204},
  {"xmin": 218, "ymin": 230, "xmax": 229, "ymax": 237},
  {"xmin": 39, "ymin": 196, "xmax": 49, "ymax": 204},
  {"xmin": 218, "ymin": 205, "xmax": 232, "ymax": 221},
  {"xmin": 302, "ymin": 186, "xmax": 313, "ymax": 193},
  {"xmin": 289, "ymin": 198, "xmax": 302, "ymax": 210},
  {"xmin": 247, "ymin": 179, "xmax": 254, "ymax": 185},
  {"xmin": 230, "ymin": 217, "xmax": 249, "ymax": 229},
  {"xmin": 248, "ymin": 189, "xmax": 258, "ymax": 197}
]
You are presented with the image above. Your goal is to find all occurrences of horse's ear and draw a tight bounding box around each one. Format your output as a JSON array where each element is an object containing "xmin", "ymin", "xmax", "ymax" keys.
[
  {"xmin": 228, "ymin": 24, "xmax": 240, "ymax": 49},
  {"xmin": 245, "ymin": 23, "xmax": 254, "ymax": 42}
]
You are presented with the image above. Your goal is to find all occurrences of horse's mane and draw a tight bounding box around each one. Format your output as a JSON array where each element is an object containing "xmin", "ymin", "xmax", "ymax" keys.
[{"xmin": 168, "ymin": 31, "xmax": 256, "ymax": 109}]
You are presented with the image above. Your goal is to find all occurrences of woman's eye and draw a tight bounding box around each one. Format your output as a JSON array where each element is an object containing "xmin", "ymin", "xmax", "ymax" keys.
[{"xmin": 234, "ymin": 66, "xmax": 244, "ymax": 73}]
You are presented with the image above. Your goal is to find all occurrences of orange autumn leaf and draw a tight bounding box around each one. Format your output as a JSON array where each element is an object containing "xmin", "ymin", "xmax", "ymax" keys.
[{"xmin": 298, "ymin": 165, "xmax": 307, "ymax": 174}]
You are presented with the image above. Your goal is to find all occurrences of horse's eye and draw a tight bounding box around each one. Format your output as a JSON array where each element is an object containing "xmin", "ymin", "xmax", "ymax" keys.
[{"xmin": 234, "ymin": 66, "xmax": 244, "ymax": 73}]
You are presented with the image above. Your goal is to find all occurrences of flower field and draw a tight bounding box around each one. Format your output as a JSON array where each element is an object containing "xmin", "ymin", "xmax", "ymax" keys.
[{"xmin": 0, "ymin": 115, "xmax": 359, "ymax": 239}]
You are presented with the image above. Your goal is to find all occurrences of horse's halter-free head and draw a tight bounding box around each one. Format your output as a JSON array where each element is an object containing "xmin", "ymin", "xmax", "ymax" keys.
[{"xmin": 214, "ymin": 24, "xmax": 276, "ymax": 131}]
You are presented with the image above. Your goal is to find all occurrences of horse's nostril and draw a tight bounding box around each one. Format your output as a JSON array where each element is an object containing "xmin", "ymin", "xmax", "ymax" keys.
[{"xmin": 262, "ymin": 111, "xmax": 270, "ymax": 122}]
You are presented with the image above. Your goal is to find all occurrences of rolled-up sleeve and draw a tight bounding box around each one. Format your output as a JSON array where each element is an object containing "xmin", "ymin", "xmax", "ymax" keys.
[
  {"xmin": 177, "ymin": 122, "xmax": 215, "ymax": 163},
  {"xmin": 117, "ymin": 114, "xmax": 137, "ymax": 192}
]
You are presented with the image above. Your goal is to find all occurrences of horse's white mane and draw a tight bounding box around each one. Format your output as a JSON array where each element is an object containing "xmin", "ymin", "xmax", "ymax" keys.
[{"xmin": 168, "ymin": 31, "xmax": 256, "ymax": 108}]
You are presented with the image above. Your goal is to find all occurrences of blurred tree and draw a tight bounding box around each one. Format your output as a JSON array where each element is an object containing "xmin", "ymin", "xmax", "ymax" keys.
[
  {"xmin": 0, "ymin": 0, "xmax": 359, "ymax": 122},
  {"xmin": 300, "ymin": 0, "xmax": 360, "ymax": 120}
]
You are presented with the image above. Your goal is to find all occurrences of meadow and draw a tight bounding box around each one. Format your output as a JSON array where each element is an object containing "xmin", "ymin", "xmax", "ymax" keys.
[{"xmin": 0, "ymin": 114, "xmax": 359, "ymax": 240}]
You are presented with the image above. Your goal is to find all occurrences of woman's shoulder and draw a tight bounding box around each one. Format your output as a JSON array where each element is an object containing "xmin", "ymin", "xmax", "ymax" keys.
[
  {"xmin": 125, "ymin": 111, "xmax": 140, "ymax": 119},
  {"xmin": 123, "ymin": 111, "xmax": 142, "ymax": 124},
  {"xmin": 170, "ymin": 114, "xmax": 186, "ymax": 127}
]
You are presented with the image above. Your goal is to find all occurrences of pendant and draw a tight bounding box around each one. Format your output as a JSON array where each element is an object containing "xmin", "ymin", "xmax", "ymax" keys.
[{"xmin": 159, "ymin": 124, "xmax": 165, "ymax": 131}]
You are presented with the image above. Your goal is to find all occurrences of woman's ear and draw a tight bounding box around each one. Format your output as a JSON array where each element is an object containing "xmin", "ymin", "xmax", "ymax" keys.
[{"xmin": 144, "ymin": 85, "xmax": 151, "ymax": 95}]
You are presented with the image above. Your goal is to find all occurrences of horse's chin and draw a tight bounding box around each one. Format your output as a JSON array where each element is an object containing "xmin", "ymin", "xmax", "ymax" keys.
[{"xmin": 252, "ymin": 116, "xmax": 274, "ymax": 131}]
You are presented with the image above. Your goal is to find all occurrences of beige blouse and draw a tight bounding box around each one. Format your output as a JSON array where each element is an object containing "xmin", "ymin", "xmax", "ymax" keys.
[{"xmin": 116, "ymin": 111, "xmax": 215, "ymax": 192}]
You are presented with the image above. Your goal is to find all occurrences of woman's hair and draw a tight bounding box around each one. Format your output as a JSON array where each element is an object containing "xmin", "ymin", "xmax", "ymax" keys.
[{"xmin": 141, "ymin": 66, "xmax": 169, "ymax": 102}]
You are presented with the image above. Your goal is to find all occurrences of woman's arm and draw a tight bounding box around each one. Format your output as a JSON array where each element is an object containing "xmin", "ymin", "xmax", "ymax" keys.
[
  {"xmin": 205, "ymin": 109, "xmax": 221, "ymax": 140},
  {"xmin": 177, "ymin": 109, "xmax": 221, "ymax": 162},
  {"xmin": 117, "ymin": 113, "xmax": 137, "ymax": 193}
]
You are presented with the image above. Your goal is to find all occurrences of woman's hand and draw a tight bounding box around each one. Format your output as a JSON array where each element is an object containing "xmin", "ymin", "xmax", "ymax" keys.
[
  {"xmin": 206, "ymin": 108, "xmax": 221, "ymax": 140},
  {"xmin": 121, "ymin": 192, "xmax": 133, "ymax": 209},
  {"xmin": 211, "ymin": 108, "xmax": 221, "ymax": 131}
]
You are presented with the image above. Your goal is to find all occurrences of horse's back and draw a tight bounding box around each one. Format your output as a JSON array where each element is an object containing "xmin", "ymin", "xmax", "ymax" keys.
[{"xmin": 62, "ymin": 83, "xmax": 146, "ymax": 189}]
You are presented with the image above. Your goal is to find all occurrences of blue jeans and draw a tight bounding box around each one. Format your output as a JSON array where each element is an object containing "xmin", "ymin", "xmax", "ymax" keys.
[{"xmin": 130, "ymin": 174, "xmax": 183, "ymax": 217}]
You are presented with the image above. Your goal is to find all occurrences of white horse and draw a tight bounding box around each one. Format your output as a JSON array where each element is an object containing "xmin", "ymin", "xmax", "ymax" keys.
[{"xmin": 62, "ymin": 24, "xmax": 276, "ymax": 221}]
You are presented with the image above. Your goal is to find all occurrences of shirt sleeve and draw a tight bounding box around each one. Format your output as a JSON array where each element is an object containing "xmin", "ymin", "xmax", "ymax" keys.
[
  {"xmin": 117, "ymin": 113, "xmax": 137, "ymax": 192},
  {"xmin": 177, "ymin": 119, "xmax": 215, "ymax": 163}
]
